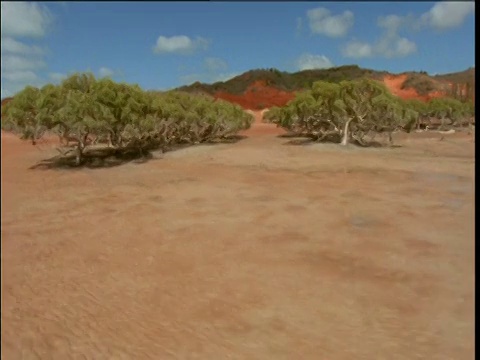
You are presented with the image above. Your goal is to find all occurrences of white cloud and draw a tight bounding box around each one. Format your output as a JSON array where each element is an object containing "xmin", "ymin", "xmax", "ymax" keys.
[
  {"xmin": 1, "ymin": 54, "xmax": 46, "ymax": 72},
  {"xmin": 0, "ymin": 2, "xmax": 53, "ymax": 98},
  {"xmin": 393, "ymin": 37, "xmax": 417, "ymax": 57},
  {"xmin": 342, "ymin": 37, "xmax": 416, "ymax": 59},
  {"xmin": 341, "ymin": 41, "xmax": 374, "ymax": 58},
  {"xmin": 1, "ymin": 52, "xmax": 47, "ymax": 97},
  {"xmin": 373, "ymin": 3, "xmax": 474, "ymax": 33},
  {"xmin": 421, "ymin": 1, "xmax": 475, "ymax": 30},
  {"xmin": 0, "ymin": 2, "xmax": 52, "ymax": 38},
  {"xmin": 341, "ymin": 2, "xmax": 474, "ymax": 60},
  {"xmin": 1, "ymin": 37, "xmax": 46, "ymax": 55},
  {"xmin": 2, "ymin": 70, "xmax": 38, "ymax": 83},
  {"xmin": 374, "ymin": 15, "xmax": 417, "ymax": 58},
  {"xmin": 307, "ymin": 7, "xmax": 354, "ymax": 37},
  {"xmin": 342, "ymin": 13, "xmax": 417, "ymax": 59},
  {"xmin": 296, "ymin": 53, "xmax": 334, "ymax": 70},
  {"xmin": 203, "ymin": 57, "xmax": 228, "ymax": 72},
  {"xmin": 99, "ymin": 67, "xmax": 114, "ymax": 78},
  {"xmin": 377, "ymin": 14, "xmax": 405, "ymax": 35},
  {"xmin": 152, "ymin": 35, "xmax": 210, "ymax": 55},
  {"xmin": 1, "ymin": 53, "xmax": 46, "ymax": 95}
]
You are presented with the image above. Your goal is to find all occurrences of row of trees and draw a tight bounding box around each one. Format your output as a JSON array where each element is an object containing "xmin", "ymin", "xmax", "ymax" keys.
[
  {"xmin": 264, "ymin": 79, "xmax": 474, "ymax": 146},
  {"xmin": 402, "ymin": 97, "xmax": 474, "ymax": 129},
  {"xmin": 1, "ymin": 73, "xmax": 253, "ymax": 166}
]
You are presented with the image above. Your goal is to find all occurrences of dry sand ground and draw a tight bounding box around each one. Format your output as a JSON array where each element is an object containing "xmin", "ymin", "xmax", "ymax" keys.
[{"xmin": 1, "ymin": 111, "xmax": 475, "ymax": 359}]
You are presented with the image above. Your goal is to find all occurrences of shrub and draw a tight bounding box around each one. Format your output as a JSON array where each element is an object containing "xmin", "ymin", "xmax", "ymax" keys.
[
  {"xmin": 265, "ymin": 79, "xmax": 417, "ymax": 146},
  {"xmin": 2, "ymin": 73, "xmax": 253, "ymax": 166}
]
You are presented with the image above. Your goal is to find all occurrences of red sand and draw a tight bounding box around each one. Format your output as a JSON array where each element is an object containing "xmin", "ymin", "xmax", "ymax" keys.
[
  {"xmin": 1, "ymin": 113, "xmax": 475, "ymax": 358},
  {"xmin": 1, "ymin": 97, "xmax": 13, "ymax": 107},
  {"xmin": 382, "ymin": 75, "xmax": 443, "ymax": 102},
  {"xmin": 214, "ymin": 80, "xmax": 296, "ymax": 110},
  {"xmin": 213, "ymin": 76, "xmax": 470, "ymax": 109}
]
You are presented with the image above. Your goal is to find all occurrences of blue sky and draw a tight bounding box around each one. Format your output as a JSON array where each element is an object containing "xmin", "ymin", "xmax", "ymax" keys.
[{"xmin": 0, "ymin": 1, "xmax": 475, "ymax": 98}]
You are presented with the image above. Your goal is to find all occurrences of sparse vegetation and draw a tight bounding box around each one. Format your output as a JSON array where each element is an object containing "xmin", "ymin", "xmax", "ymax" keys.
[
  {"xmin": 401, "ymin": 74, "xmax": 437, "ymax": 96},
  {"xmin": 178, "ymin": 66, "xmax": 474, "ymax": 105},
  {"xmin": 265, "ymin": 79, "xmax": 475, "ymax": 146},
  {"xmin": 434, "ymin": 67, "xmax": 475, "ymax": 102},
  {"xmin": 265, "ymin": 79, "xmax": 417, "ymax": 147},
  {"xmin": 178, "ymin": 65, "xmax": 387, "ymax": 96},
  {"xmin": 1, "ymin": 73, "xmax": 253, "ymax": 167}
]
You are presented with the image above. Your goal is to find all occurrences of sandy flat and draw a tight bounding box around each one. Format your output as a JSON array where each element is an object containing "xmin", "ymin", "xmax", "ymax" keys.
[{"xmin": 1, "ymin": 112, "xmax": 475, "ymax": 359}]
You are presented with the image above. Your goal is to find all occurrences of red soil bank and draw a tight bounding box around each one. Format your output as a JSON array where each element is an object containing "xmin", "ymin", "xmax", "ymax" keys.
[
  {"xmin": 382, "ymin": 74, "xmax": 473, "ymax": 102},
  {"xmin": 214, "ymin": 80, "xmax": 296, "ymax": 110},
  {"xmin": 214, "ymin": 76, "xmax": 469, "ymax": 110},
  {"xmin": 1, "ymin": 97, "xmax": 14, "ymax": 107}
]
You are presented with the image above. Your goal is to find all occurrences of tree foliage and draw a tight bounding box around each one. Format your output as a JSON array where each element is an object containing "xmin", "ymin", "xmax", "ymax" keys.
[
  {"xmin": 265, "ymin": 79, "xmax": 475, "ymax": 146},
  {"xmin": 2, "ymin": 73, "xmax": 253, "ymax": 166}
]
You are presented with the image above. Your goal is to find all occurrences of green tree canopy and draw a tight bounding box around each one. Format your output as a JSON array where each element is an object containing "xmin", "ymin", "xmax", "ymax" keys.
[{"xmin": 2, "ymin": 73, "xmax": 254, "ymax": 166}]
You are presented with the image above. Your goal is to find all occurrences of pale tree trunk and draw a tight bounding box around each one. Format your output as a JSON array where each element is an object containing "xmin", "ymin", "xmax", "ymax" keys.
[
  {"xmin": 107, "ymin": 132, "xmax": 114, "ymax": 148},
  {"xmin": 74, "ymin": 133, "xmax": 89, "ymax": 166},
  {"xmin": 75, "ymin": 143, "xmax": 84, "ymax": 166},
  {"xmin": 388, "ymin": 132, "xmax": 393, "ymax": 146},
  {"xmin": 341, "ymin": 118, "xmax": 354, "ymax": 146},
  {"xmin": 439, "ymin": 116, "xmax": 446, "ymax": 131}
]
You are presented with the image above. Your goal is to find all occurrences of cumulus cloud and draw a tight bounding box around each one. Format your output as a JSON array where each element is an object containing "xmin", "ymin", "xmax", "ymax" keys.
[
  {"xmin": 2, "ymin": 70, "xmax": 38, "ymax": 83},
  {"xmin": 377, "ymin": 14, "xmax": 405, "ymax": 35},
  {"xmin": 420, "ymin": 1, "xmax": 475, "ymax": 30},
  {"xmin": 1, "ymin": 37, "xmax": 46, "ymax": 55},
  {"xmin": 307, "ymin": 7, "xmax": 354, "ymax": 37},
  {"xmin": 1, "ymin": 2, "xmax": 52, "ymax": 38},
  {"xmin": 340, "ymin": 2, "xmax": 473, "ymax": 60},
  {"xmin": 377, "ymin": 3, "xmax": 474, "ymax": 33},
  {"xmin": 342, "ymin": 37, "xmax": 416, "ymax": 59},
  {"xmin": 1, "ymin": 54, "xmax": 46, "ymax": 72},
  {"xmin": 98, "ymin": 67, "xmax": 114, "ymax": 78},
  {"xmin": 374, "ymin": 15, "xmax": 417, "ymax": 58},
  {"xmin": 392, "ymin": 38, "xmax": 417, "ymax": 57},
  {"xmin": 1, "ymin": 2, "xmax": 53, "ymax": 97},
  {"xmin": 296, "ymin": 53, "xmax": 334, "ymax": 70},
  {"xmin": 341, "ymin": 41, "xmax": 374, "ymax": 58},
  {"xmin": 152, "ymin": 35, "xmax": 210, "ymax": 55},
  {"xmin": 342, "ymin": 14, "xmax": 417, "ymax": 59},
  {"xmin": 1, "ymin": 54, "xmax": 46, "ymax": 96}
]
